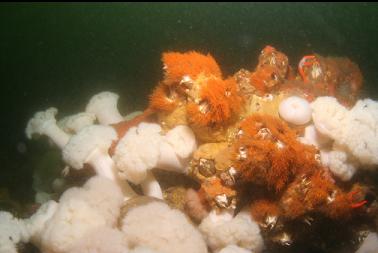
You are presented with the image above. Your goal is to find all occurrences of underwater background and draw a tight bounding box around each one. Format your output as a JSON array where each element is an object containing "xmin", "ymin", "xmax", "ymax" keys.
[{"xmin": 0, "ymin": 2, "xmax": 378, "ymax": 206}]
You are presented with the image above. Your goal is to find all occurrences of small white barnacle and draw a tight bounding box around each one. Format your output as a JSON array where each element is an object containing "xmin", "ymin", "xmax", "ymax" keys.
[
  {"xmin": 199, "ymin": 101, "xmax": 210, "ymax": 114},
  {"xmin": 262, "ymin": 93, "xmax": 274, "ymax": 101},
  {"xmin": 327, "ymin": 190, "xmax": 337, "ymax": 204},
  {"xmin": 276, "ymin": 140, "xmax": 285, "ymax": 149},
  {"xmin": 236, "ymin": 128, "xmax": 244, "ymax": 138},
  {"xmin": 237, "ymin": 146, "xmax": 248, "ymax": 161},
  {"xmin": 311, "ymin": 63, "xmax": 322, "ymax": 79},
  {"xmin": 270, "ymin": 55, "xmax": 276, "ymax": 65},
  {"xmin": 314, "ymin": 153, "xmax": 321, "ymax": 163},
  {"xmin": 256, "ymin": 127, "xmax": 272, "ymax": 140},
  {"xmin": 180, "ymin": 75, "xmax": 193, "ymax": 86}
]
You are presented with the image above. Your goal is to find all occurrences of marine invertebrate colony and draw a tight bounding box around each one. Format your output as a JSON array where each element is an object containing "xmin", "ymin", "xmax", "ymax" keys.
[
  {"xmin": 311, "ymin": 96, "xmax": 378, "ymax": 175},
  {"xmin": 278, "ymin": 96, "xmax": 312, "ymax": 125},
  {"xmin": 297, "ymin": 54, "xmax": 363, "ymax": 106},
  {"xmin": 186, "ymin": 77, "xmax": 242, "ymax": 127},
  {"xmin": 249, "ymin": 46, "xmax": 289, "ymax": 94},
  {"xmin": 8, "ymin": 45, "xmax": 377, "ymax": 253},
  {"xmin": 162, "ymin": 51, "xmax": 222, "ymax": 86},
  {"xmin": 231, "ymin": 114, "xmax": 319, "ymax": 192},
  {"xmin": 149, "ymin": 83, "xmax": 179, "ymax": 112},
  {"xmin": 26, "ymin": 108, "xmax": 71, "ymax": 149}
]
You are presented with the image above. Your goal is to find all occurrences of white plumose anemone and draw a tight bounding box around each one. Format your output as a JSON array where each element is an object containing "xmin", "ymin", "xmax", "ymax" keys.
[
  {"xmin": 57, "ymin": 112, "xmax": 96, "ymax": 134},
  {"xmin": 40, "ymin": 176, "xmax": 124, "ymax": 253},
  {"xmin": 113, "ymin": 123, "xmax": 197, "ymax": 199},
  {"xmin": 312, "ymin": 97, "xmax": 378, "ymax": 171},
  {"xmin": 120, "ymin": 201, "xmax": 208, "ymax": 253},
  {"xmin": 279, "ymin": 96, "xmax": 312, "ymax": 125},
  {"xmin": 86, "ymin": 91, "xmax": 124, "ymax": 125},
  {"xmin": 62, "ymin": 125, "xmax": 137, "ymax": 199},
  {"xmin": 199, "ymin": 209, "xmax": 264, "ymax": 253},
  {"xmin": 26, "ymin": 107, "xmax": 70, "ymax": 149}
]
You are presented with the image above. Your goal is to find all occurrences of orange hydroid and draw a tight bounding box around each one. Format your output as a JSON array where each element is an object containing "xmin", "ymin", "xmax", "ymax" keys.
[
  {"xmin": 250, "ymin": 66, "xmax": 278, "ymax": 94},
  {"xmin": 250, "ymin": 199, "xmax": 281, "ymax": 224},
  {"xmin": 162, "ymin": 51, "xmax": 222, "ymax": 85},
  {"xmin": 149, "ymin": 83, "xmax": 178, "ymax": 112},
  {"xmin": 186, "ymin": 77, "xmax": 243, "ymax": 127},
  {"xmin": 249, "ymin": 45, "xmax": 289, "ymax": 94},
  {"xmin": 233, "ymin": 114, "xmax": 319, "ymax": 192},
  {"xmin": 257, "ymin": 45, "xmax": 289, "ymax": 73},
  {"xmin": 280, "ymin": 169, "xmax": 365, "ymax": 220},
  {"xmin": 238, "ymin": 114, "xmax": 297, "ymax": 142},
  {"xmin": 235, "ymin": 138, "xmax": 295, "ymax": 192},
  {"xmin": 200, "ymin": 177, "xmax": 236, "ymax": 199},
  {"xmin": 321, "ymin": 184, "xmax": 366, "ymax": 220},
  {"xmin": 304, "ymin": 170, "xmax": 335, "ymax": 209},
  {"xmin": 198, "ymin": 177, "xmax": 236, "ymax": 208},
  {"xmin": 323, "ymin": 193, "xmax": 353, "ymax": 220}
]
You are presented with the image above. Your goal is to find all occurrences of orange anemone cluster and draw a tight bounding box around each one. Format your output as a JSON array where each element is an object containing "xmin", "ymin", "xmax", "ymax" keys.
[
  {"xmin": 146, "ymin": 48, "xmax": 367, "ymax": 223},
  {"xmin": 232, "ymin": 114, "xmax": 319, "ymax": 192},
  {"xmin": 149, "ymin": 51, "xmax": 244, "ymax": 128},
  {"xmin": 280, "ymin": 170, "xmax": 365, "ymax": 220},
  {"xmin": 149, "ymin": 83, "xmax": 179, "ymax": 112},
  {"xmin": 186, "ymin": 77, "xmax": 243, "ymax": 127},
  {"xmin": 149, "ymin": 51, "xmax": 222, "ymax": 113},
  {"xmin": 229, "ymin": 114, "xmax": 365, "ymax": 220},
  {"xmin": 162, "ymin": 51, "xmax": 222, "ymax": 86},
  {"xmin": 245, "ymin": 146, "xmax": 365, "ymax": 222}
]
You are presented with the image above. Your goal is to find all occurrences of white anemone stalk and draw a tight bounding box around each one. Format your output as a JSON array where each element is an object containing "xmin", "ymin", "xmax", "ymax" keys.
[{"xmin": 26, "ymin": 107, "xmax": 70, "ymax": 149}]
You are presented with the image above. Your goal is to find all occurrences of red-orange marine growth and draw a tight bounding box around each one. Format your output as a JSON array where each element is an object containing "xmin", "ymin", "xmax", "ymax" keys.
[
  {"xmin": 198, "ymin": 177, "xmax": 237, "ymax": 209},
  {"xmin": 250, "ymin": 199, "xmax": 281, "ymax": 224},
  {"xmin": 249, "ymin": 46, "xmax": 289, "ymax": 94},
  {"xmin": 187, "ymin": 77, "xmax": 243, "ymax": 127},
  {"xmin": 232, "ymin": 114, "xmax": 319, "ymax": 192},
  {"xmin": 162, "ymin": 51, "xmax": 222, "ymax": 86},
  {"xmin": 149, "ymin": 83, "xmax": 179, "ymax": 112}
]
